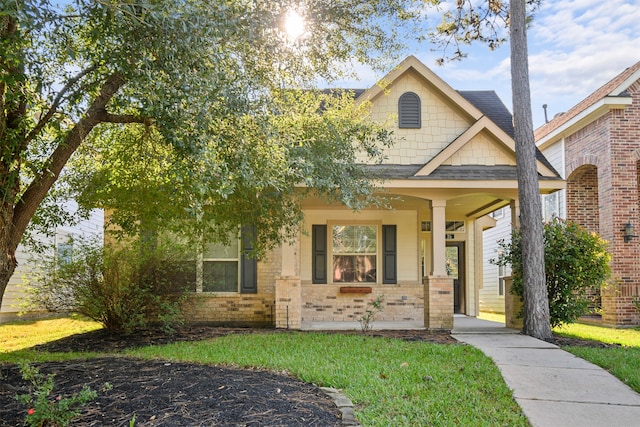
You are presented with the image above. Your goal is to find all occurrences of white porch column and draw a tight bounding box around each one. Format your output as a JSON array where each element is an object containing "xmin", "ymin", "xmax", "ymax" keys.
[
  {"xmin": 510, "ymin": 199, "xmax": 520, "ymax": 227},
  {"xmin": 430, "ymin": 199, "xmax": 448, "ymax": 277},
  {"xmin": 425, "ymin": 199, "xmax": 454, "ymax": 330}
]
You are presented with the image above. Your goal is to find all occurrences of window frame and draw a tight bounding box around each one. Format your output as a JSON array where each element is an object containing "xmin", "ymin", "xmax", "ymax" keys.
[
  {"xmin": 200, "ymin": 236, "xmax": 241, "ymax": 294},
  {"xmin": 173, "ymin": 226, "xmax": 256, "ymax": 295},
  {"xmin": 328, "ymin": 221, "xmax": 381, "ymax": 284}
]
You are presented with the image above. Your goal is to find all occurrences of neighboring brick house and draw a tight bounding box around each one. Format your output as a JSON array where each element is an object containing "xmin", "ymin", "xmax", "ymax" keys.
[
  {"xmin": 536, "ymin": 60, "xmax": 640, "ymax": 327},
  {"xmin": 482, "ymin": 60, "xmax": 640, "ymax": 327},
  {"xmin": 182, "ymin": 56, "xmax": 563, "ymax": 330}
]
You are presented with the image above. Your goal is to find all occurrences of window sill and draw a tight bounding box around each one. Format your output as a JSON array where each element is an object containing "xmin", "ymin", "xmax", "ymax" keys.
[{"xmin": 339, "ymin": 286, "xmax": 373, "ymax": 294}]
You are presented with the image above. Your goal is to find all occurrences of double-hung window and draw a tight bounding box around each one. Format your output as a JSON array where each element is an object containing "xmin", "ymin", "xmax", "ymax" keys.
[
  {"xmin": 203, "ymin": 239, "xmax": 239, "ymax": 292},
  {"xmin": 332, "ymin": 225, "xmax": 377, "ymax": 283},
  {"xmin": 172, "ymin": 227, "xmax": 257, "ymax": 294},
  {"xmin": 312, "ymin": 223, "xmax": 397, "ymax": 284}
]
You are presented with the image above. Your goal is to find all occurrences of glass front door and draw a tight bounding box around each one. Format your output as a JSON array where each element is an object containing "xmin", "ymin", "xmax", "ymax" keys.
[{"xmin": 446, "ymin": 242, "xmax": 465, "ymax": 314}]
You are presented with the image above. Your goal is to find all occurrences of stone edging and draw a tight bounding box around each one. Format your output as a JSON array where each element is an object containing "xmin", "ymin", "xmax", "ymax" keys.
[{"xmin": 320, "ymin": 387, "xmax": 362, "ymax": 426}]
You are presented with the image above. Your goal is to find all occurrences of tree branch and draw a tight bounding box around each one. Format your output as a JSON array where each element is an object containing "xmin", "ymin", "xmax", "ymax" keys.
[
  {"xmin": 12, "ymin": 72, "xmax": 127, "ymax": 249},
  {"xmin": 103, "ymin": 113, "xmax": 153, "ymax": 126},
  {"xmin": 23, "ymin": 65, "xmax": 99, "ymax": 148}
]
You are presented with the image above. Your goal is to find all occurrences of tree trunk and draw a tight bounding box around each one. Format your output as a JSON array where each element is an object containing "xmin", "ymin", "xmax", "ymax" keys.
[
  {"xmin": 0, "ymin": 203, "xmax": 18, "ymax": 313},
  {"xmin": 509, "ymin": 0, "xmax": 552, "ymax": 340},
  {"xmin": 0, "ymin": 73, "xmax": 126, "ymax": 310}
]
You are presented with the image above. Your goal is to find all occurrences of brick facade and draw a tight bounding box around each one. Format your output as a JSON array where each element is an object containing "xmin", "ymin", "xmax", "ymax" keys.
[
  {"xmin": 181, "ymin": 246, "xmax": 281, "ymax": 326},
  {"xmin": 301, "ymin": 284, "xmax": 424, "ymax": 323},
  {"xmin": 563, "ymin": 80, "xmax": 640, "ymax": 326}
]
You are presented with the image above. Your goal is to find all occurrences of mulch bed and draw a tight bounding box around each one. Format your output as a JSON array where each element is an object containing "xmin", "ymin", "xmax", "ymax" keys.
[
  {"xmin": 0, "ymin": 326, "xmax": 455, "ymax": 427},
  {"xmin": 0, "ymin": 325, "xmax": 604, "ymax": 426}
]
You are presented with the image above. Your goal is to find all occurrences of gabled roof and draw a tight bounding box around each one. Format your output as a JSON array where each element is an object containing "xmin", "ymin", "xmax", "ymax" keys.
[
  {"xmin": 458, "ymin": 91, "xmax": 515, "ymax": 138},
  {"xmin": 353, "ymin": 56, "xmax": 561, "ymax": 182},
  {"xmin": 535, "ymin": 60, "xmax": 640, "ymax": 144},
  {"xmin": 357, "ymin": 55, "xmax": 485, "ymax": 122}
]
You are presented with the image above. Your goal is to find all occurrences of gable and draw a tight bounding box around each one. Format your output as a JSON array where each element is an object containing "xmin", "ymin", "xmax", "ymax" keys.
[
  {"xmin": 441, "ymin": 131, "xmax": 516, "ymax": 167},
  {"xmin": 353, "ymin": 55, "xmax": 560, "ymax": 181},
  {"xmin": 365, "ymin": 70, "xmax": 473, "ymax": 165}
]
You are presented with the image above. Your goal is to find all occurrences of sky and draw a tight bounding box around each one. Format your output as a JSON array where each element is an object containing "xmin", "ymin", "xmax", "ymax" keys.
[{"xmin": 337, "ymin": 0, "xmax": 640, "ymax": 129}]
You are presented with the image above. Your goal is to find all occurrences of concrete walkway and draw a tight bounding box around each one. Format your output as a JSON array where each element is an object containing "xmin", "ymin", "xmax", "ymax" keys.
[
  {"xmin": 303, "ymin": 316, "xmax": 640, "ymax": 426},
  {"xmin": 452, "ymin": 316, "xmax": 640, "ymax": 427}
]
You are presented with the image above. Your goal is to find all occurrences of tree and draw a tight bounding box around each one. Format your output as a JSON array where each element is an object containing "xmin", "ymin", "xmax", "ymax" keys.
[
  {"xmin": 495, "ymin": 218, "xmax": 611, "ymax": 328},
  {"xmin": 0, "ymin": 1, "xmax": 438, "ymax": 308},
  {"xmin": 432, "ymin": 0, "xmax": 551, "ymax": 339}
]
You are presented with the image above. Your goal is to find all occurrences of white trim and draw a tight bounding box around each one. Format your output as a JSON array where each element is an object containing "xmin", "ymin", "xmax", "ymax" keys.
[{"xmin": 537, "ymin": 96, "xmax": 633, "ymax": 150}]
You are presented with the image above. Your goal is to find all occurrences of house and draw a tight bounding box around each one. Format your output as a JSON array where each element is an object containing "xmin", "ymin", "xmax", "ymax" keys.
[
  {"xmin": 181, "ymin": 56, "xmax": 564, "ymax": 330},
  {"xmin": 0, "ymin": 202, "xmax": 104, "ymax": 323},
  {"xmin": 481, "ymin": 60, "xmax": 640, "ymax": 327}
]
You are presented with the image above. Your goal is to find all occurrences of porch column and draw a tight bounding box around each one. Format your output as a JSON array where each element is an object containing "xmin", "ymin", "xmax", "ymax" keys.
[
  {"xmin": 275, "ymin": 238, "xmax": 302, "ymax": 329},
  {"xmin": 430, "ymin": 199, "xmax": 448, "ymax": 276},
  {"xmin": 505, "ymin": 199, "xmax": 523, "ymax": 330},
  {"xmin": 425, "ymin": 199, "xmax": 454, "ymax": 330}
]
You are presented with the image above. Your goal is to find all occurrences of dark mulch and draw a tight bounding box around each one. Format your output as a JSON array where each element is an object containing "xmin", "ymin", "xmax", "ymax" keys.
[
  {"xmin": 0, "ymin": 326, "xmax": 456, "ymax": 426},
  {"xmin": 0, "ymin": 325, "xmax": 604, "ymax": 426}
]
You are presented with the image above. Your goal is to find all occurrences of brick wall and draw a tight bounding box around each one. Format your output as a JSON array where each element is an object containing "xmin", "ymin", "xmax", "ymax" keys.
[
  {"xmin": 424, "ymin": 276, "xmax": 454, "ymax": 330},
  {"xmin": 566, "ymin": 165, "xmax": 600, "ymax": 232},
  {"xmin": 182, "ymin": 247, "xmax": 281, "ymax": 326},
  {"xmin": 301, "ymin": 284, "xmax": 424, "ymax": 323},
  {"xmin": 564, "ymin": 80, "xmax": 640, "ymax": 326}
]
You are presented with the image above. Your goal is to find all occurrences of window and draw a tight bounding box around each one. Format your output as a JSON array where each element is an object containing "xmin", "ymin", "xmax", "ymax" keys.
[
  {"xmin": 498, "ymin": 264, "xmax": 506, "ymax": 296},
  {"xmin": 491, "ymin": 208, "xmax": 505, "ymax": 219},
  {"xmin": 398, "ymin": 92, "xmax": 421, "ymax": 128},
  {"xmin": 173, "ymin": 227, "xmax": 256, "ymax": 294},
  {"xmin": 332, "ymin": 225, "xmax": 377, "ymax": 283},
  {"xmin": 445, "ymin": 221, "xmax": 465, "ymax": 232},
  {"xmin": 312, "ymin": 224, "xmax": 397, "ymax": 284},
  {"xmin": 542, "ymin": 192, "xmax": 559, "ymax": 222},
  {"xmin": 56, "ymin": 241, "xmax": 73, "ymax": 265},
  {"xmin": 203, "ymin": 239, "xmax": 239, "ymax": 292}
]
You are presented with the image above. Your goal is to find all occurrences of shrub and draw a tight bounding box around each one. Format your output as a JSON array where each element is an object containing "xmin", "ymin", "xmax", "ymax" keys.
[
  {"xmin": 25, "ymin": 237, "xmax": 192, "ymax": 333},
  {"xmin": 15, "ymin": 362, "xmax": 106, "ymax": 427},
  {"xmin": 494, "ymin": 218, "xmax": 611, "ymax": 328}
]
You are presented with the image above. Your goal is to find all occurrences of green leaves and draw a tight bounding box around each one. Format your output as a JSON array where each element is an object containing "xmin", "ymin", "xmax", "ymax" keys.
[{"xmin": 494, "ymin": 218, "xmax": 612, "ymax": 328}]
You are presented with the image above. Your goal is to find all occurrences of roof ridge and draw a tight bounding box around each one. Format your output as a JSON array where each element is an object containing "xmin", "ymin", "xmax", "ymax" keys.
[{"xmin": 535, "ymin": 60, "xmax": 640, "ymax": 140}]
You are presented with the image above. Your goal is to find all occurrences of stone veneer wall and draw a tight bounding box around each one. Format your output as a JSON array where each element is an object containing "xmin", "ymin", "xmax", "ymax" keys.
[
  {"xmin": 301, "ymin": 284, "xmax": 424, "ymax": 323},
  {"xmin": 181, "ymin": 247, "xmax": 281, "ymax": 326}
]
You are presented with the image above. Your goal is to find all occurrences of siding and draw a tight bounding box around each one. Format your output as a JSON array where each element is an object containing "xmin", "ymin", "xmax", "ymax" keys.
[
  {"xmin": 0, "ymin": 203, "xmax": 104, "ymax": 320},
  {"xmin": 480, "ymin": 208, "xmax": 512, "ymax": 313}
]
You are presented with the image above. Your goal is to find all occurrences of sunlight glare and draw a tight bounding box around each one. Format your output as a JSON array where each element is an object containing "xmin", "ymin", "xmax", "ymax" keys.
[{"xmin": 284, "ymin": 9, "xmax": 306, "ymax": 40}]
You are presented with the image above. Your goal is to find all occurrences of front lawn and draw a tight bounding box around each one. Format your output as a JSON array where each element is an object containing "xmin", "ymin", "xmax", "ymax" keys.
[
  {"xmin": 1, "ymin": 317, "xmax": 528, "ymax": 426},
  {"xmin": 554, "ymin": 322, "xmax": 640, "ymax": 393}
]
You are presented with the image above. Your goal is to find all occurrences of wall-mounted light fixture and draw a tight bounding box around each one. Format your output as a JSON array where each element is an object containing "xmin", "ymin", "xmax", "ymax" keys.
[{"xmin": 623, "ymin": 222, "xmax": 637, "ymax": 243}]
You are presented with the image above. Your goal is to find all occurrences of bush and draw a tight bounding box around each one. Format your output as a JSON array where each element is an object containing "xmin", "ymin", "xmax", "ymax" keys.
[
  {"xmin": 25, "ymin": 237, "xmax": 192, "ymax": 333},
  {"xmin": 494, "ymin": 218, "xmax": 611, "ymax": 328}
]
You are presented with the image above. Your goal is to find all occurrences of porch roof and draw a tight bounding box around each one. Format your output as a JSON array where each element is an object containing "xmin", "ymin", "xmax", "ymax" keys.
[{"xmin": 364, "ymin": 164, "xmax": 563, "ymax": 181}]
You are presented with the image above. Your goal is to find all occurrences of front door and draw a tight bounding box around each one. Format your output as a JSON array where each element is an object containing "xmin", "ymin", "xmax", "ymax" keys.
[{"xmin": 446, "ymin": 242, "xmax": 465, "ymax": 314}]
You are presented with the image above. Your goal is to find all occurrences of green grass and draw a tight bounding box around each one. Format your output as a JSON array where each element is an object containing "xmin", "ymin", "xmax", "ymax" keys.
[
  {"xmin": 553, "ymin": 322, "xmax": 640, "ymax": 393},
  {"xmin": 127, "ymin": 333, "xmax": 528, "ymax": 426},
  {"xmin": 0, "ymin": 315, "xmax": 102, "ymax": 353},
  {"xmin": 478, "ymin": 312, "xmax": 506, "ymax": 323},
  {"xmin": 553, "ymin": 322, "xmax": 640, "ymax": 347},
  {"xmin": 1, "ymin": 317, "xmax": 528, "ymax": 426}
]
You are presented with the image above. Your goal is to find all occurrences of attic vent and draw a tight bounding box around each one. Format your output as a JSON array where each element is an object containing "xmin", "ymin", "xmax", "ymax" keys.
[{"xmin": 399, "ymin": 92, "xmax": 421, "ymax": 129}]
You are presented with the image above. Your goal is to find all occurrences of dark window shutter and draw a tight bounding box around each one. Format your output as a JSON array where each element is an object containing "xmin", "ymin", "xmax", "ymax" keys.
[
  {"xmin": 398, "ymin": 92, "xmax": 421, "ymax": 128},
  {"xmin": 240, "ymin": 226, "xmax": 257, "ymax": 294},
  {"xmin": 312, "ymin": 225, "xmax": 327, "ymax": 284},
  {"xmin": 382, "ymin": 225, "xmax": 397, "ymax": 284}
]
